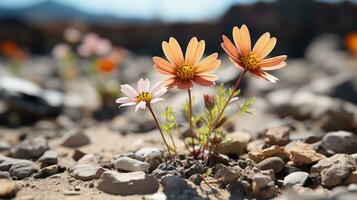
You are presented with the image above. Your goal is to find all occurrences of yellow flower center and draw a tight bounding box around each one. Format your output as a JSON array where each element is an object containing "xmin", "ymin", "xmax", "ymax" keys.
[
  {"xmin": 176, "ymin": 64, "xmax": 195, "ymax": 81},
  {"xmin": 241, "ymin": 53, "xmax": 260, "ymax": 70},
  {"xmin": 135, "ymin": 92, "xmax": 152, "ymax": 103}
]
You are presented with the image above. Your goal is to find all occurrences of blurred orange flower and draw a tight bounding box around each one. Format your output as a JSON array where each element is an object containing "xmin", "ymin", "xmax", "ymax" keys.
[
  {"xmin": 96, "ymin": 58, "xmax": 117, "ymax": 73},
  {"xmin": 345, "ymin": 32, "xmax": 357, "ymax": 53},
  {"xmin": 0, "ymin": 40, "xmax": 27, "ymax": 60},
  {"xmin": 153, "ymin": 37, "xmax": 221, "ymax": 89},
  {"xmin": 222, "ymin": 25, "xmax": 287, "ymax": 83}
]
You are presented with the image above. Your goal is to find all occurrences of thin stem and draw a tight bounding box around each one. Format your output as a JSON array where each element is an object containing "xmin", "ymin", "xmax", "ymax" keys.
[
  {"xmin": 187, "ymin": 89, "xmax": 197, "ymax": 157},
  {"xmin": 212, "ymin": 69, "xmax": 247, "ymax": 130},
  {"xmin": 147, "ymin": 104, "xmax": 172, "ymax": 159}
]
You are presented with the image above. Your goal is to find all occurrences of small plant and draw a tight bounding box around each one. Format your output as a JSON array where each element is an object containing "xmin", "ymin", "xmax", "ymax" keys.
[{"xmin": 116, "ymin": 24, "xmax": 287, "ymax": 162}]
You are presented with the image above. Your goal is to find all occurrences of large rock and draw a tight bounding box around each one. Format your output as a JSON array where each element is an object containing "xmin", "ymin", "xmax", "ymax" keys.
[
  {"xmin": 0, "ymin": 179, "xmax": 21, "ymax": 199},
  {"xmin": 114, "ymin": 156, "xmax": 150, "ymax": 172},
  {"xmin": 10, "ymin": 136, "xmax": 49, "ymax": 159},
  {"xmin": 61, "ymin": 129, "xmax": 90, "ymax": 147},
  {"xmin": 311, "ymin": 154, "xmax": 356, "ymax": 187},
  {"xmin": 0, "ymin": 156, "xmax": 38, "ymax": 179},
  {"xmin": 69, "ymin": 164, "xmax": 104, "ymax": 181},
  {"xmin": 322, "ymin": 131, "xmax": 357, "ymax": 154},
  {"xmin": 286, "ymin": 141, "xmax": 326, "ymax": 166},
  {"xmin": 216, "ymin": 132, "xmax": 251, "ymax": 156},
  {"xmin": 97, "ymin": 170, "xmax": 159, "ymax": 195}
]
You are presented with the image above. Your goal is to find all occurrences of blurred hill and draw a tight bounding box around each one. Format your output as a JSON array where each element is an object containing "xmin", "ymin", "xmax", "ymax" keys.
[{"xmin": 0, "ymin": 0, "xmax": 356, "ymax": 57}]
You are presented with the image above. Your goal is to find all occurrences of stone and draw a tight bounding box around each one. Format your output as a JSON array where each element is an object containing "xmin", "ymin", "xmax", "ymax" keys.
[
  {"xmin": 34, "ymin": 165, "xmax": 65, "ymax": 179},
  {"xmin": 311, "ymin": 154, "xmax": 356, "ymax": 187},
  {"xmin": 0, "ymin": 171, "xmax": 10, "ymax": 179},
  {"xmin": 264, "ymin": 126, "xmax": 290, "ymax": 146},
  {"xmin": 69, "ymin": 164, "xmax": 104, "ymax": 181},
  {"xmin": 322, "ymin": 131, "xmax": 357, "ymax": 154},
  {"xmin": 61, "ymin": 129, "xmax": 90, "ymax": 147},
  {"xmin": 10, "ymin": 136, "xmax": 49, "ymax": 159},
  {"xmin": 135, "ymin": 147, "xmax": 163, "ymax": 161},
  {"xmin": 189, "ymin": 174, "xmax": 203, "ymax": 186},
  {"xmin": 38, "ymin": 150, "xmax": 58, "ymax": 166},
  {"xmin": 286, "ymin": 141, "xmax": 326, "ymax": 166},
  {"xmin": 283, "ymin": 171, "xmax": 309, "ymax": 187},
  {"xmin": 78, "ymin": 154, "xmax": 97, "ymax": 165},
  {"xmin": 257, "ymin": 157, "xmax": 285, "ymax": 174},
  {"xmin": 344, "ymin": 170, "xmax": 357, "ymax": 185},
  {"xmin": 161, "ymin": 175, "xmax": 190, "ymax": 191},
  {"xmin": 114, "ymin": 156, "xmax": 150, "ymax": 172},
  {"xmin": 215, "ymin": 165, "xmax": 240, "ymax": 185},
  {"xmin": 248, "ymin": 145, "xmax": 289, "ymax": 163},
  {"xmin": 97, "ymin": 170, "xmax": 159, "ymax": 195},
  {"xmin": 152, "ymin": 162, "xmax": 182, "ymax": 179},
  {"xmin": 351, "ymin": 153, "xmax": 357, "ymax": 164},
  {"xmin": 0, "ymin": 156, "xmax": 39, "ymax": 179},
  {"xmin": 0, "ymin": 179, "xmax": 21, "ymax": 199},
  {"xmin": 252, "ymin": 174, "xmax": 275, "ymax": 197},
  {"xmin": 0, "ymin": 140, "xmax": 10, "ymax": 151},
  {"xmin": 72, "ymin": 149, "xmax": 86, "ymax": 161},
  {"xmin": 183, "ymin": 162, "xmax": 205, "ymax": 178},
  {"xmin": 247, "ymin": 139, "xmax": 266, "ymax": 152},
  {"xmin": 144, "ymin": 153, "xmax": 163, "ymax": 172},
  {"xmin": 216, "ymin": 132, "xmax": 251, "ymax": 156}
]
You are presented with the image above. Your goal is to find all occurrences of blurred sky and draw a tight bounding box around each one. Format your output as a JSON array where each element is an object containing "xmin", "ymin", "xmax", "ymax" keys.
[{"xmin": 0, "ymin": 0, "xmax": 356, "ymax": 22}]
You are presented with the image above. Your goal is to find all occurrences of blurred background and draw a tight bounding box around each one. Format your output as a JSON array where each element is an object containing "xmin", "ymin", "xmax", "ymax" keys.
[{"xmin": 0, "ymin": 0, "xmax": 356, "ymax": 131}]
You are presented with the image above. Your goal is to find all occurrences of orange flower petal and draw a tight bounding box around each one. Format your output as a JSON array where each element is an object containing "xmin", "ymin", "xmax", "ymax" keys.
[
  {"xmin": 162, "ymin": 77, "xmax": 177, "ymax": 88},
  {"xmin": 261, "ymin": 62, "xmax": 286, "ymax": 71},
  {"xmin": 228, "ymin": 57, "xmax": 245, "ymax": 70},
  {"xmin": 222, "ymin": 35, "xmax": 241, "ymax": 58},
  {"xmin": 255, "ymin": 37, "xmax": 276, "ymax": 59},
  {"xmin": 185, "ymin": 37, "xmax": 199, "ymax": 65},
  {"xmin": 191, "ymin": 40, "xmax": 205, "ymax": 65},
  {"xmin": 195, "ymin": 74, "xmax": 219, "ymax": 82},
  {"xmin": 168, "ymin": 37, "xmax": 184, "ymax": 65},
  {"xmin": 162, "ymin": 39, "xmax": 183, "ymax": 67},
  {"xmin": 193, "ymin": 75, "xmax": 216, "ymax": 87},
  {"xmin": 252, "ymin": 32, "xmax": 270, "ymax": 54},
  {"xmin": 195, "ymin": 53, "xmax": 220, "ymax": 73},
  {"xmin": 249, "ymin": 69, "xmax": 279, "ymax": 83},
  {"xmin": 153, "ymin": 56, "xmax": 176, "ymax": 74},
  {"xmin": 233, "ymin": 25, "xmax": 251, "ymax": 56},
  {"xmin": 259, "ymin": 55, "xmax": 287, "ymax": 67}
]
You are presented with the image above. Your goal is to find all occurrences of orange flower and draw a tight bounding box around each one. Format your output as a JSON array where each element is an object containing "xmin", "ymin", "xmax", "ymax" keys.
[
  {"xmin": 222, "ymin": 25, "xmax": 287, "ymax": 83},
  {"xmin": 96, "ymin": 57, "xmax": 116, "ymax": 73},
  {"xmin": 153, "ymin": 37, "xmax": 221, "ymax": 89},
  {"xmin": 345, "ymin": 32, "xmax": 357, "ymax": 53}
]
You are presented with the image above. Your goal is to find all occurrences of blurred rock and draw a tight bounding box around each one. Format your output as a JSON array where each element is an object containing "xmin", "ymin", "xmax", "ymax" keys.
[
  {"xmin": 0, "ymin": 140, "xmax": 10, "ymax": 151},
  {"xmin": 215, "ymin": 165, "xmax": 240, "ymax": 185},
  {"xmin": 61, "ymin": 129, "xmax": 90, "ymax": 147},
  {"xmin": 69, "ymin": 164, "xmax": 104, "ymax": 181},
  {"xmin": 10, "ymin": 136, "xmax": 49, "ymax": 159},
  {"xmin": 114, "ymin": 156, "xmax": 150, "ymax": 172},
  {"xmin": 135, "ymin": 147, "xmax": 163, "ymax": 161},
  {"xmin": 286, "ymin": 141, "xmax": 326, "ymax": 167},
  {"xmin": 264, "ymin": 126, "xmax": 290, "ymax": 146},
  {"xmin": 322, "ymin": 131, "xmax": 357, "ymax": 154},
  {"xmin": 38, "ymin": 150, "xmax": 58, "ymax": 166},
  {"xmin": 34, "ymin": 165, "xmax": 65, "ymax": 179},
  {"xmin": 216, "ymin": 131, "xmax": 251, "ymax": 156},
  {"xmin": 0, "ymin": 179, "xmax": 21, "ymax": 199},
  {"xmin": 248, "ymin": 145, "xmax": 289, "ymax": 163},
  {"xmin": 77, "ymin": 154, "xmax": 98, "ymax": 165},
  {"xmin": 161, "ymin": 175, "xmax": 190, "ymax": 191},
  {"xmin": 257, "ymin": 157, "xmax": 285, "ymax": 174},
  {"xmin": 0, "ymin": 156, "xmax": 39, "ymax": 179},
  {"xmin": 283, "ymin": 171, "xmax": 309, "ymax": 187}
]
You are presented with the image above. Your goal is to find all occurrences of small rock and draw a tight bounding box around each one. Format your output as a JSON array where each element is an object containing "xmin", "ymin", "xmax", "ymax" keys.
[
  {"xmin": 311, "ymin": 154, "xmax": 356, "ymax": 187},
  {"xmin": 78, "ymin": 154, "xmax": 97, "ymax": 165},
  {"xmin": 0, "ymin": 140, "xmax": 10, "ymax": 151},
  {"xmin": 10, "ymin": 136, "xmax": 49, "ymax": 159},
  {"xmin": 257, "ymin": 157, "xmax": 285, "ymax": 174},
  {"xmin": 248, "ymin": 145, "xmax": 289, "ymax": 163},
  {"xmin": 344, "ymin": 170, "xmax": 357, "ymax": 185},
  {"xmin": 152, "ymin": 162, "xmax": 182, "ymax": 179},
  {"xmin": 283, "ymin": 171, "xmax": 309, "ymax": 187},
  {"xmin": 286, "ymin": 141, "xmax": 326, "ymax": 166},
  {"xmin": 72, "ymin": 149, "xmax": 86, "ymax": 161},
  {"xmin": 34, "ymin": 165, "xmax": 65, "ymax": 179},
  {"xmin": 184, "ymin": 162, "xmax": 205, "ymax": 178},
  {"xmin": 61, "ymin": 129, "xmax": 90, "ymax": 148},
  {"xmin": 252, "ymin": 174, "xmax": 275, "ymax": 198},
  {"xmin": 69, "ymin": 164, "xmax": 104, "ymax": 181},
  {"xmin": 114, "ymin": 156, "xmax": 150, "ymax": 172},
  {"xmin": 247, "ymin": 139, "xmax": 266, "ymax": 152},
  {"xmin": 0, "ymin": 156, "xmax": 39, "ymax": 179},
  {"xmin": 0, "ymin": 179, "xmax": 21, "ymax": 198},
  {"xmin": 144, "ymin": 153, "xmax": 163, "ymax": 172},
  {"xmin": 216, "ymin": 132, "xmax": 251, "ymax": 156},
  {"xmin": 215, "ymin": 165, "xmax": 240, "ymax": 185},
  {"xmin": 161, "ymin": 175, "xmax": 190, "ymax": 191},
  {"xmin": 38, "ymin": 150, "xmax": 58, "ymax": 166},
  {"xmin": 264, "ymin": 126, "xmax": 290, "ymax": 146},
  {"xmin": 322, "ymin": 131, "xmax": 357, "ymax": 154},
  {"xmin": 135, "ymin": 147, "xmax": 163, "ymax": 161},
  {"xmin": 97, "ymin": 170, "xmax": 159, "ymax": 195},
  {"xmin": 0, "ymin": 171, "xmax": 10, "ymax": 179},
  {"xmin": 189, "ymin": 174, "xmax": 203, "ymax": 186}
]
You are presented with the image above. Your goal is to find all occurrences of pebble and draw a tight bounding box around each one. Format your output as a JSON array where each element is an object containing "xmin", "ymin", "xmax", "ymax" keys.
[
  {"xmin": 114, "ymin": 156, "xmax": 150, "ymax": 172},
  {"xmin": 322, "ymin": 131, "xmax": 357, "ymax": 154},
  {"xmin": 161, "ymin": 175, "xmax": 190, "ymax": 191},
  {"xmin": 215, "ymin": 165, "xmax": 240, "ymax": 185},
  {"xmin": 247, "ymin": 139, "xmax": 266, "ymax": 152},
  {"xmin": 286, "ymin": 141, "xmax": 326, "ymax": 166},
  {"xmin": 38, "ymin": 150, "xmax": 58, "ymax": 165},
  {"xmin": 0, "ymin": 140, "xmax": 10, "ymax": 151},
  {"xmin": 97, "ymin": 170, "xmax": 159, "ymax": 195},
  {"xmin": 10, "ymin": 136, "xmax": 49, "ymax": 159},
  {"xmin": 283, "ymin": 171, "xmax": 309, "ymax": 187},
  {"xmin": 0, "ymin": 179, "xmax": 21, "ymax": 199},
  {"xmin": 34, "ymin": 165, "xmax": 65, "ymax": 179},
  {"xmin": 344, "ymin": 170, "xmax": 357, "ymax": 185},
  {"xmin": 61, "ymin": 129, "xmax": 90, "ymax": 147},
  {"xmin": 135, "ymin": 147, "xmax": 163, "ymax": 161},
  {"xmin": 78, "ymin": 154, "xmax": 98, "ymax": 165},
  {"xmin": 216, "ymin": 132, "xmax": 251, "ymax": 156},
  {"xmin": 257, "ymin": 157, "xmax": 285, "ymax": 174},
  {"xmin": 72, "ymin": 149, "xmax": 86, "ymax": 161},
  {"xmin": 252, "ymin": 174, "xmax": 276, "ymax": 198},
  {"xmin": 189, "ymin": 174, "xmax": 203, "ymax": 186},
  {"xmin": 311, "ymin": 154, "xmax": 356, "ymax": 187},
  {"xmin": 152, "ymin": 163, "xmax": 182, "ymax": 179},
  {"xmin": 144, "ymin": 153, "xmax": 163, "ymax": 172},
  {"xmin": 0, "ymin": 156, "xmax": 39, "ymax": 179},
  {"xmin": 248, "ymin": 145, "xmax": 288, "ymax": 163},
  {"xmin": 69, "ymin": 164, "xmax": 104, "ymax": 181},
  {"xmin": 264, "ymin": 126, "xmax": 290, "ymax": 146},
  {"xmin": 0, "ymin": 171, "xmax": 10, "ymax": 179}
]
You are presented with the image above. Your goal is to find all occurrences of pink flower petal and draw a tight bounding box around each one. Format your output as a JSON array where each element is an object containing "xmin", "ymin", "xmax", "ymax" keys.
[
  {"xmin": 120, "ymin": 84, "xmax": 138, "ymax": 97},
  {"xmin": 119, "ymin": 102, "xmax": 136, "ymax": 108},
  {"xmin": 150, "ymin": 98, "xmax": 165, "ymax": 104},
  {"xmin": 115, "ymin": 97, "xmax": 132, "ymax": 104},
  {"xmin": 135, "ymin": 101, "xmax": 147, "ymax": 112}
]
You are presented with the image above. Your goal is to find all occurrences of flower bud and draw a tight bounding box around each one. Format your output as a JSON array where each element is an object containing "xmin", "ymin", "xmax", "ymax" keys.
[{"xmin": 203, "ymin": 94, "xmax": 215, "ymax": 111}]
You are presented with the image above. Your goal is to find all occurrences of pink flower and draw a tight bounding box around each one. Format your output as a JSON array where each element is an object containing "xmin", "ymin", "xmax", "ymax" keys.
[
  {"xmin": 116, "ymin": 79, "xmax": 167, "ymax": 112},
  {"xmin": 77, "ymin": 33, "xmax": 112, "ymax": 57},
  {"xmin": 64, "ymin": 27, "xmax": 82, "ymax": 43}
]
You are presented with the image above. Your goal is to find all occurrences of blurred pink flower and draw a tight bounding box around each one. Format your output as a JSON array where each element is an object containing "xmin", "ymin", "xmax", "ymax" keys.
[
  {"xmin": 52, "ymin": 43, "xmax": 71, "ymax": 59},
  {"xmin": 77, "ymin": 33, "xmax": 112, "ymax": 57},
  {"xmin": 116, "ymin": 79, "xmax": 167, "ymax": 112},
  {"xmin": 64, "ymin": 27, "xmax": 82, "ymax": 43}
]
